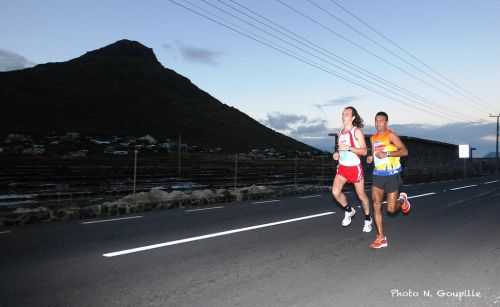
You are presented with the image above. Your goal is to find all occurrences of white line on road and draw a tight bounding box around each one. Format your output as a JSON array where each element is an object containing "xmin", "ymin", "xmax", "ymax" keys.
[
  {"xmin": 493, "ymin": 295, "xmax": 500, "ymax": 304},
  {"xmin": 186, "ymin": 206, "xmax": 224, "ymax": 213},
  {"xmin": 0, "ymin": 230, "xmax": 11, "ymax": 235},
  {"xmin": 103, "ymin": 212, "xmax": 335, "ymax": 257},
  {"xmin": 299, "ymin": 194, "xmax": 321, "ymax": 199},
  {"xmin": 484, "ymin": 180, "xmax": 499, "ymax": 185},
  {"xmin": 252, "ymin": 200, "xmax": 280, "ymax": 204},
  {"xmin": 82, "ymin": 216, "xmax": 143, "ymax": 225},
  {"xmin": 449, "ymin": 185, "xmax": 478, "ymax": 191},
  {"xmin": 381, "ymin": 192, "xmax": 436, "ymax": 204},
  {"xmin": 407, "ymin": 192, "xmax": 437, "ymax": 199}
]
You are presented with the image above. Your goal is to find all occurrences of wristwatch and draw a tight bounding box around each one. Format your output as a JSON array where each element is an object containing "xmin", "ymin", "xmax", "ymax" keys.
[{"xmin": 386, "ymin": 151, "xmax": 391, "ymax": 157}]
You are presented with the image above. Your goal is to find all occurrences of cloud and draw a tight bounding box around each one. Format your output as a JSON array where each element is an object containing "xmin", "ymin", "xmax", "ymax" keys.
[
  {"xmin": 261, "ymin": 113, "xmax": 334, "ymax": 151},
  {"xmin": 292, "ymin": 120, "xmax": 330, "ymax": 138},
  {"xmin": 261, "ymin": 112, "xmax": 308, "ymax": 131},
  {"xmin": 262, "ymin": 113, "xmax": 498, "ymax": 157},
  {"xmin": 162, "ymin": 43, "xmax": 173, "ymax": 50},
  {"xmin": 480, "ymin": 134, "xmax": 497, "ymax": 142},
  {"xmin": 388, "ymin": 121, "xmax": 496, "ymax": 144},
  {"xmin": 162, "ymin": 41, "xmax": 223, "ymax": 65},
  {"xmin": 290, "ymin": 121, "xmax": 334, "ymax": 151},
  {"xmin": 314, "ymin": 96, "xmax": 358, "ymax": 110},
  {"xmin": 0, "ymin": 49, "xmax": 35, "ymax": 72},
  {"xmin": 179, "ymin": 46, "xmax": 221, "ymax": 65},
  {"xmin": 178, "ymin": 44, "xmax": 222, "ymax": 65},
  {"xmin": 386, "ymin": 121, "xmax": 499, "ymax": 157},
  {"xmin": 303, "ymin": 120, "xmax": 497, "ymax": 157}
]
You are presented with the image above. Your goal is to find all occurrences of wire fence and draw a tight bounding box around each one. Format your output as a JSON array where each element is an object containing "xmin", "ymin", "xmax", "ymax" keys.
[{"xmin": 0, "ymin": 153, "xmax": 498, "ymax": 210}]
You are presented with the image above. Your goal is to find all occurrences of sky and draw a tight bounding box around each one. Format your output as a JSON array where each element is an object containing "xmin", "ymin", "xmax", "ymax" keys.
[{"xmin": 1, "ymin": 0, "xmax": 499, "ymax": 156}]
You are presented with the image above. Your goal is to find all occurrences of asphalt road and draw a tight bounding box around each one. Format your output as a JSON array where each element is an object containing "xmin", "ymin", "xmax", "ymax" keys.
[{"xmin": 1, "ymin": 176, "xmax": 500, "ymax": 307}]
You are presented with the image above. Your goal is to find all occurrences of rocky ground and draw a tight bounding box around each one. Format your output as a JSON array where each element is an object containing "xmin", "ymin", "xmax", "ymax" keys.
[{"xmin": 0, "ymin": 184, "xmax": 328, "ymax": 227}]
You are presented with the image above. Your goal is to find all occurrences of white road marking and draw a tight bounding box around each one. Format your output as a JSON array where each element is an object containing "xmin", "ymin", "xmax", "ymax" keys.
[
  {"xmin": 0, "ymin": 230, "xmax": 11, "ymax": 235},
  {"xmin": 407, "ymin": 192, "xmax": 437, "ymax": 199},
  {"xmin": 186, "ymin": 206, "xmax": 224, "ymax": 213},
  {"xmin": 299, "ymin": 194, "xmax": 321, "ymax": 199},
  {"xmin": 493, "ymin": 295, "xmax": 500, "ymax": 304},
  {"xmin": 381, "ymin": 192, "xmax": 436, "ymax": 204},
  {"xmin": 103, "ymin": 212, "xmax": 335, "ymax": 257},
  {"xmin": 252, "ymin": 200, "xmax": 280, "ymax": 204},
  {"xmin": 82, "ymin": 216, "xmax": 143, "ymax": 225},
  {"xmin": 449, "ymin": 185, "xmax": 478, "ymax": 191},
  {"xmin": 484, "ymin": 180, "xmax": 499, "ymax": 185}
]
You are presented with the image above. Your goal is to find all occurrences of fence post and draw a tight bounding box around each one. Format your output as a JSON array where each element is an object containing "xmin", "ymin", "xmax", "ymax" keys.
[{"xmin": 234, "ymin": 153, "xmax": 238, "ymax": 191}]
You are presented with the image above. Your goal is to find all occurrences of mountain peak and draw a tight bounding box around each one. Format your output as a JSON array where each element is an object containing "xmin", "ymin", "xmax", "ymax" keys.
[
  {"xmin": 80, "ymin": 39, "xmax": 159, "ymax": 61},
  {"xmin": 0, "ymin": 39, "xmax": 318, "ymax": 153}
]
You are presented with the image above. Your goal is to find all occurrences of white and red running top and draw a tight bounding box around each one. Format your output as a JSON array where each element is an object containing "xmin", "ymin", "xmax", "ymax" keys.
[{"xmin": 338, "ymin": 127, "xmax": 361, "ymax": 167}]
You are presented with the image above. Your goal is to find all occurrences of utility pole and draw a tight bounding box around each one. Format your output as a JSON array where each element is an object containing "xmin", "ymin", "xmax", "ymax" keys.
[
  {"xmin": 294, "ymin": 156, "xmax": 298, "ymax": 187},
  {"xmin": 490, "ymin": 114, "xmax": 500, "ymax": 174},
  {"xmin": 320, "ymin": 155, "xmax": 325, "ymax": 188},
  {"xmin": 328, "ymin": 133, "xmax": 339, "ymax": 169},
  {"xmin": 234, "ymin": 153, "xmax": 238, "ymax": 191},
  {"xmin": 178, "ymin": 134, "xmax": 182, "ymax": 177},
  {"xmin": 133, "ymin": 149, "xmax": 138, "ymax": 196}
]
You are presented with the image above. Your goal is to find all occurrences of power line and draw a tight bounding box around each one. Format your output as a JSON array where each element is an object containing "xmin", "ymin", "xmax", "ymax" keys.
[
  {"xmin": 328, "ymin": 0, "xmax": 497, "ymax": 113},
  {"xmin": 306, "ymin": 0, "xmax": 489, "ymax": 111},
  {"xmin": 167, "ymin": 0, "xmax": 472, "ymax": 122},
  {"xmin": 209, "ymin": 0, "xmax": 472, "ymax": 122},
  {"xmin": 274, "ymin": 0, "xmax": 485, "ymax": 103}
]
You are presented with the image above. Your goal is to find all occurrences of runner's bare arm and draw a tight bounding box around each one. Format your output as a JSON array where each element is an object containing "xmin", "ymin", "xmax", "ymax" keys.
[
  {"xmin": 388, "ymin": 132, "xmax": 408, "ymax": 157},
  {"xmin": 351, "ymin": 128, "xmax": 367, "ymax": 156}
]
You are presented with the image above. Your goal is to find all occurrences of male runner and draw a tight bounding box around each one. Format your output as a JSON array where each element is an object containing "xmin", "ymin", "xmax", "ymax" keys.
[
  {"xmin": 367, "ymin": 111, "xmax": 411, "ymax": 249},
  {"xmin": 332, "ymin": 106, "xmax": 372, "ymax": 232}
]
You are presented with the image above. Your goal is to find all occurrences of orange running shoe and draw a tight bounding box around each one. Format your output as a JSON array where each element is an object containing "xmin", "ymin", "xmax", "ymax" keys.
[
  {"xmin": 399, "ymin": 192, "xmax": 411, "ymax": 215},
  {"xmin": 369, "ymin": 236, "xmax": 388, "ymax": 249}
]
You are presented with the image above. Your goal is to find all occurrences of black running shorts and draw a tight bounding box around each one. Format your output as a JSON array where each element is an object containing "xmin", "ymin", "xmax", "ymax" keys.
[{"xmin": 372, "ymin": 173, "xmax": 403, "ymax": 193}]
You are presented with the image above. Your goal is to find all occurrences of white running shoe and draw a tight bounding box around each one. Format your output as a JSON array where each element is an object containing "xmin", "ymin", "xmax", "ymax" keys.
[
  {"xmin": 363, "ymin": 219, "xmax": 373, "ymax": 233},
  {"xmin": 341, "ymin": 207, "xmax": 356, "ymax": 227}
]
